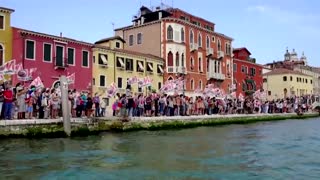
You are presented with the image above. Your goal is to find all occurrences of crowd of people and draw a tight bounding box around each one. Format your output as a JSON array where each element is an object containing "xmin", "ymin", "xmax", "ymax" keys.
[
  {"xmin": 112, "ymin": 89, "xmax": 316, "ymax": 118},
  {"xmin": 0, "ymin": 82, "xmax": 316, "ymax": 120}
]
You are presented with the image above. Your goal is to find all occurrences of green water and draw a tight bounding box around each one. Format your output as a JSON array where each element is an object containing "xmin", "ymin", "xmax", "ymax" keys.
[{"xmin": 1, "ymin": 118, "xmax": 320, "ymax": 180}]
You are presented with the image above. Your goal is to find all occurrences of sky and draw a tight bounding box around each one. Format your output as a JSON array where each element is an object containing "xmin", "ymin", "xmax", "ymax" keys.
[{"xmin": 1, "ymin": 0, "xmax": 320, "ymax": 66}]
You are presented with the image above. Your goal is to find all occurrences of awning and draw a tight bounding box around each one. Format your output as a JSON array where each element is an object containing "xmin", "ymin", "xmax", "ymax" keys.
[
  {"xmin": 138, "ymin": 61, "xmax": 144, "ymax": 71},
  {"xmin": 148, "ymin": 63, "xmax": 153, "ymax": 71},
  {"xmin": 158, "ymin": 65, "xmax": 163, "ymax": 73},
  {"xmin": 118, "ymin": 57, "xmax": 125, "ymax": 67},
  {"xmin": 100, "ymin": 54, "xmax": 108, "ymax": 65}
]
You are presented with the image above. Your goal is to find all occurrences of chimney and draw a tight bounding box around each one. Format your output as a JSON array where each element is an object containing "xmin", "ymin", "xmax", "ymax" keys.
[
  {"xmin": 60, "ymin": 32, "xmax": 62, "ymax": 37},
  {"xmin": 141, "ymin": 16, "xmax": 145, "ymax": 24},
  {"xmin": 159, "ymin": 11, "xmax": 162, "ymax": 19}
]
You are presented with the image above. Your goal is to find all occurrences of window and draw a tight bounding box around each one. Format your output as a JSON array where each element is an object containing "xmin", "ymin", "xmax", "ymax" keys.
[
  {"xmin": 26, "ymin": 40, "xmax": 35, "ymax": 59},
  {"xmin": 311, "ymin": 80, "xmax": 313, "ymax": 84},
  {"xmin": 199, "ymin": 57, "xmax": 202, "ymax": 72},
  {"xmin": 233, "ymin": 63, "xmax": 237, "ymax": 72},
  {"xmin": 297, "ymin": 77, "xmax": 299, "ymax": 82},
  {"xmin": 116, "ymin": 57, "xmax": 125, "ymax": 68},
  {"xmin": 190, "ymin": 57, "xmax": 194, "ymax": 70},
  {"xmin": 283, "ymin": 76, "xmax": 287, "ymax": 81},
  {"xmin": 55, "ymin": 46, "xmax": 64, "ymax": 67},
  {"xmin": 175, "ymin": 52, "xmax": 179, "ymax": 66},
  {"xmin": 290, "ymin": 76, "xmax": 293, "ymax": 81},
  {"xmin": 98, "ymin": 53, "xmax": 108, "ymax": 65},
  {"xmin": 181, "ymin": 28, "xmax": 185, "ymax": 42},
  {"xmin": 0, "ymin": 15, "xmax": 3, "ymax": 30},
  {"xmin": 181, "ymin": 53, "xmax": 185, "ymax": 67},
  {"xmin": 0, "ymin": 44, "xmax": 3, "ymax": 66},
  {"xmin": 129, "ymin": 35, "xmax": 134, "ymax": 46},
  {"xmin": 206, "ymin": 36, "xmax": 210, "ymax": 49},
  {"xmin": 167, "ymin": 25, "xmax": 173, "ymax": 40},
  {"xmin": 67, "ymin": 48, "xmax": 75, "ymax": 65},
  {"xmin": 158, "ymin": 82, "xmax": 162, "ymax": 89},
  {"xmin": 198, "ymin": 33, "xmax": 202, "ymax": 47},
  {"xmin": 157, "ymin": 65, "xmax": 164, "ymax": 74},
  {"xmin": 212, "ymin": 36, "xmax": 215, "ymax": 42},
  {"xmin": 43, "ymin": 44, "xmax": 52, "ymax": 62},
  {"xmin": 268, "ymin": 91, "xmax": 271, "ymax": 95},
  {"xmin": 167, "ymin": 51, "xmax": 173, "ymax": 66},
  {"xmin": 244, "ymin": 66, "xmax": 248, "ymax": 74},
  {"xmin": 82, "ymin": 51, "xmax": 89, "ymax": 67},
  {"xmin": 118, "ymin": 77, "xmax": 122, "ymax": 88},
  {"xmin": 217, "ymin": 39, "xmax": 221, "ymax": 51},
  {"xmin": 116, "ymin": 42, "xmax": 120, "ymax": 48},
  {"xmin": 306, "ymin": 79, "xmax": 308, "ymax": 83},
  {"xmin": 241, "ymin": 65, "xmax": 245, "ymax": 73},
  {"xmin": 93, "ymin": 56, "xmax": 95, "ymax": 63},
  {"xmin": 92, "ymin": 78, "xmax": 95, "ymax": 86},
  {"xmin": 100, "ymin": 75, "xmax": 105, "ymax": 87},
  {"xmin": 137, "ymin": 33, "xmax": 142, "ymax": 44},
  {"xmin": 136, "ymin": 60, "xmax": 144, "ymax": 72},
  {"xmin": 190, "ymin": 30, "xmax": 194, "ymax": 44},
  {"xmin": 147, "ymin": 62, "xmax": 153, "ymax": 72},
  {"xmin": 125, "ymin": 58, "xmax": 133, "ymax": 71},
  {"xmin": 191, "ymin": 79, "xmax": 194, "ymax": 90},
  {"xmin": 199, "ymin": 80, "xmax": 202, "ymax": 90}
]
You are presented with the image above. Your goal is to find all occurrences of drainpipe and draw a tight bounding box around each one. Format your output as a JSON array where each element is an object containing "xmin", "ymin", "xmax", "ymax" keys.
[{"xmin": 113, "ymin": 51, "xmax": 116, "ymax": 85}]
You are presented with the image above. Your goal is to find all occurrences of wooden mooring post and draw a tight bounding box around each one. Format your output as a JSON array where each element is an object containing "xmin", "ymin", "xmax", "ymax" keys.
[{"xmin": 60, "ymin": 76, "xmax": 71, "ymax": 136}]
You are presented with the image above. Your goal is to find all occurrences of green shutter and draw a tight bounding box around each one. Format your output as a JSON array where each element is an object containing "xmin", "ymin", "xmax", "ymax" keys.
[
  {"xmin": 43, "ymin": 44, "xmax": 51, "ymax": 62},
  {"xmin": 26, "ymin": 41, "xmax": 35, "ymax": 59},
  {"xmin": 82, "ymin": 51, "xmax": 88, "ymax": 67},
  {"xmin": 68, "ymin": 48, "xmax": 74, "ymax": 65}
]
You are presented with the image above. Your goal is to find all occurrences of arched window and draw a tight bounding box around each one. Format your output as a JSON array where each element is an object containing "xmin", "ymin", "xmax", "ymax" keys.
[
  {"xmin": 181, "ymin": 53, "xmax": 185, "ymax": 67},
  {"xmin": 206, "ymin": 36, "xmax": 210, "ymax": 49},
  {"xmin": 181, "ymin": 28, "xmax": 185, "ymax": 42},
  {"xmin": 175, "ymin": 52, "xmax": 179, "ymax": 67},
  {"xmin": 199, "ymin": 80, "xmax": 202, "ymax": 90},
  {"xmin": 283, "ymin": 76, "xmax": 287, "ymax": 81},
  {"xmin": 217, "ymin": 39, "xmax": 221, "ymax": 51},
  {"xmin": 191, "ymin": 57, "xmax": 194, "ymax": 70},
  {"xmin": 167, "ymin": 25, "xmax": 173, "ymax": 40},
  {"xmin": 199, "ymin": 57, "xmax": 202, "ymax": 72},
  {"xmin": 198, "ymin": 33, "xmax": 202, "ymax": 47},
  {"xmin": 168, "ymin": 76, "xmax": 173, "ymax": 81},
  {"xmin": 190, "ymin": 30, "xmax": 194, "ymax": 44},
  {"xmin": 0, "ymin": 44, "xmax": 3, "ymax": 66},
  {"xmin": 191, "ymin": 79, "xmax": 194, "ymax": 90},
  {"xmin": 167, "ymin": 51, "xmax": 173, "ymax": 66}
]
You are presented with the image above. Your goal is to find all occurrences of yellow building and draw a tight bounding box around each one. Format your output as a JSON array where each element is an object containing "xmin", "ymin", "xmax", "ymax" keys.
[
  {"xmin": 0, "ymin": 7, "xmax": 14, "ymax": 66},
  {"xmin": 263, "ymin": 68, "xmax": 313, "ymax": 100},
  {"xmin": 92, "ymin": 36, "xmax": 164, "ymax": 106}
]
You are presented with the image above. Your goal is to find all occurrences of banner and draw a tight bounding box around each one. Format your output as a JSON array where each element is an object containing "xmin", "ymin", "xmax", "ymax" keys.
[
  {"xmin": 127, "ymin": 76, "xmax": 138, "ymax": 85},
  {"xmin": 2, "ymin": 59, "xmax": 16, "ymax": 75},
  {"xmin": 30, "ymin": 76, "xmax": 44, "ymax": 88},
  {"xmin": 67, "ymin": 73, "xmax": 75, "ymax": 84},
  {"xmin": 106, "ymin": 82, "xmax": 118, "ymax": 98},
  {"xmin": 17, "ymin": 68, "xmax": 37, "ymax": 82}
]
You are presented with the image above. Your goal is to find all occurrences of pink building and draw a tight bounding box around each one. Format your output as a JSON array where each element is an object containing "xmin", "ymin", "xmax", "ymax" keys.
[{"xmin": 12, "ymin": 27, "xmax": 93, "ymax": 91}]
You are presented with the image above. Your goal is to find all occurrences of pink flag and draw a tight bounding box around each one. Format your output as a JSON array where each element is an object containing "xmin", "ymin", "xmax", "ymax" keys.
[
  {"xmin": 30, "ymin": 76, "xmax": 44, "ymax": 88},
  {"xmin": 3, "ymin": 59, "xmax": 16, "ymax": 75},
  {"xmin": 67, "ymin": 73, "xmax": 75, "ymax": 84},
  {"xmin": 15, "ymin": 63, "xmax": 23, "ymax": 73}
]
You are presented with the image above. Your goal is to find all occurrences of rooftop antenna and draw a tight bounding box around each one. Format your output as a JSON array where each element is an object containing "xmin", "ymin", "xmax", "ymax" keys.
[{"xmin": 111, "ymin": 22, "xmax": 115, "ymax": 31}]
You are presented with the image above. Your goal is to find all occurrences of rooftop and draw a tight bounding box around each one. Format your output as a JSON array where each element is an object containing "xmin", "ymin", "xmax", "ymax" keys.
[
  {"xmin": 95, "ymin": 36, "xmax": 126, "ymax": 44},
  {"xmin": 263, "ymin": 68, "xmax": 311, "ymax": 77},
  {"xmin": 0, "ymin": 6, "xmax": 15, "ymax": 13}
]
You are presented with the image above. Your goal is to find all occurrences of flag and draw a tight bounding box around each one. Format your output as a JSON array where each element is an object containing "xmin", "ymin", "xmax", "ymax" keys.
[
  {"xmin": 3, "ymin": 59, "xmax": 16, "ymax": 75},
  {"xmin": 15, "ymin": 63, "xmax": 23, "ymax": 73},
  {"xmin": 67, "ymin": 73, "xmax": 75, "ymax": 84},
  {"xmin": 30, "ymin": 76, "xmax": 44, "ymax": 88}
]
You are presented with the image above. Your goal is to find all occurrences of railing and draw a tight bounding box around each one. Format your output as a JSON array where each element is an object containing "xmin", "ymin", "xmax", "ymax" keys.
[
  {"xmin": 217, "ymin": 51, "xmax": 224, "ymax": 58},
  {"xmin": 207, "ymin": 72, "xmax": 225, "ymax": 80},
  {"xmin": 206, "ymin": 48, "xmax": 213, "ymax": 56},
  {"xmin": 167, "ymin": 66, "xmax": 187, "ymax": 74},
  {"xmin": 54, "ymin": 57, "xmax": 68, "ymax": 69},
  {"xmin": 190, "ymin": 43, "xmax": 198, "ymax": 52}
]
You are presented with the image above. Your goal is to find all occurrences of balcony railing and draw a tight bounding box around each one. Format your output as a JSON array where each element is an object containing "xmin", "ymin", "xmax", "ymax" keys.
[
  {"xmin": 206, "ymin": 48, "xmax": 213, "ymax": 56},
  {"xmin": 207, "ymin": 71, "xmax": 225, "ymax": 80},
  {"xmin": 190, "ymin": 43, "xmax": 198, "ymax": 52},
  {"xmin": 167, "ymin": 66, "xmax": 187, "ymax": 74},
  {"xmin": 217, "ymin": 51, "xmax": 224, "ymax": 59}
]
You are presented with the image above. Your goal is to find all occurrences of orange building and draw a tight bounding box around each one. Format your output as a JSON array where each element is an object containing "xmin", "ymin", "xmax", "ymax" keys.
[{"xmin": 115, "ymin": 5, "xmax": 233, "ymax": 96}]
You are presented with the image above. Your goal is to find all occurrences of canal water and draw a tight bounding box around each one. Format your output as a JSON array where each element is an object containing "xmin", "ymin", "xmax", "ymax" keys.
[{"xmin": 1, "ymin": 118, "xmax": 320, "ymax": 180}]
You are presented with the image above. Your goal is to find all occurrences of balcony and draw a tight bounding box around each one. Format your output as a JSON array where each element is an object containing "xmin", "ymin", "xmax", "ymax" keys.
[
  {"xmin": 207, "ymin": 71, "xmax": 225, "ymax": 80},
  {"xmin": 176, "ymin": 66, "xmax": 187, "ymax": 74},
  {"xmin": 167, "ymin": 66, "xmax": 187, "ymax": 74},
  {"xmin": 54, "ymin": 57, "xmax": 68, "ymax": 69},
  {"xmin": 206, "ymin": 48, "xmax": 214, "ymax": 56},
  {"xmin": 217, "ymin": 51, "xmax": 224, "ymax": 59},
  {"xmin": 190, "ymin": 43, "xmax": 198, "ymax": 52}
]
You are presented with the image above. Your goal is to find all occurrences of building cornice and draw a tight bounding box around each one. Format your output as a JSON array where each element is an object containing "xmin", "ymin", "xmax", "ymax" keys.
[
  {"xmin": 233, "ymin": 58, "xmax": 263, "ymax": 68},
  {"xmin": 0, "ymin": 7, "xmax": 15, "ymax": 13},
  {"xmin": 16, "ymin": 27, "xmax": 93, "ymax": 47}
]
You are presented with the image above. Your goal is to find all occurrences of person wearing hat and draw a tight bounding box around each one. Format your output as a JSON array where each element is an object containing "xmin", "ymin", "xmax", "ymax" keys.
[{"xmin": 16, "ymin": 85, "xmax": 28, "ymax": 119}]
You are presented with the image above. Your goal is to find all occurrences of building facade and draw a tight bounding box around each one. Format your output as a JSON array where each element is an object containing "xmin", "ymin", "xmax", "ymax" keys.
[
  {"xmin": 12, "ymin": 27, "xmax": 93, "ymax": 91},
  {"xmin": 115, "ymin": 6, "xmax": 233, "ymax": 96},
  {"xmin": 293, "ymin": 65, "xmax": 320, "ymax": 95},
  {"xmin": 232, "ymin": 47, "xmax": 263, "ymax": 96},
  {"xmin": 92, "ymin": 36, "xmax": 164, "ymax": 106},
  {"xmin": 0, "ymin": 7, "xmax": 14, "ymax": 66},
  {"xmin": 263, "ymin": 68, "xmax": 313, "ymax": 100}
]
